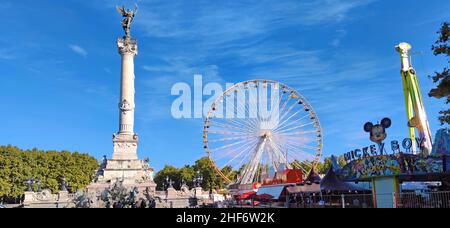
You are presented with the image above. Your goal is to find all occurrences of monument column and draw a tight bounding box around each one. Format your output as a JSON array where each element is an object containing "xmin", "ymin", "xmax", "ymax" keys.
[
  {"xmin": 87, "ymin": 6, "xmax": 156, "ymax": 194},
  {"xmin": 118, "ymin": 38, "xmax": 137, "ymax": 135},
  {"xmin": 112, "ymin": 38, "xmax": 139, "ymax": 160}
]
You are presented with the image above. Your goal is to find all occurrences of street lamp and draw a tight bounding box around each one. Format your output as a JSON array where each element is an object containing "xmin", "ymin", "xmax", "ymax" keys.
[
  {"xmin": 60, "ymin": 177, "xmax": 67, "ymax": 192},
  {"xmin": 36, "ymin": 178, "xmax": 42, "ymax": 193},
  {"xmin": 193, "ymin": 171, "xmax": 203, "ymax": 188},
  {"xmin": 165, "ymin": 176, "xmax": 173, "ymax": 190}
]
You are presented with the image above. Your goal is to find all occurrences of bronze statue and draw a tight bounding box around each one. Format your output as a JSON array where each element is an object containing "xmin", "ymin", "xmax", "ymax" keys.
[
  {"xmin": 117, "ymin": 4, "xmax": 138, "ymax": 38},
  {"xmin": 25, "ymin": 179, "xmax": 33, "ymax": 192}
]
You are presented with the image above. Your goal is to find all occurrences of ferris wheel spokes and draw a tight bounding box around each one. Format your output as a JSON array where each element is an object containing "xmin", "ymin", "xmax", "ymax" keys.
[
  {"xmin": 274, "ymin": 122, "xmax": 315, "ymax": 135},
  {"xmin": 208, "ymin": 119, "xmax": 254, "ymax": 135},
  {"xmin": 275, "ymin": 110, "xmax": 307, "ymax": 132},
  {"xmin": 214, "ymin": 137, "xmax": 259, "ymax": 162},
  {"xmin": 276, "ymin": 112, "xmax": 311, "ymax": 130},
  {"xmin": 204, "ymin": 80, "xmax": 323, "ymax": 185},
  {"xmin": 280, "ymin": 130, "xmax": 318, "ymax": 136},
  {"xmin": 239, "ymin": 136, "xmax": 268, "ymax": 185},
  {"xmin": 268, "ymin": 138, "xmax": 291, "ymax": 168},
  {"xmin": 284, "ymin": 144, "xmax": 318, "ymax": 161},
  {"xmin": 220, "ymin": 143, "xmax": 257, "ymax": 169}
]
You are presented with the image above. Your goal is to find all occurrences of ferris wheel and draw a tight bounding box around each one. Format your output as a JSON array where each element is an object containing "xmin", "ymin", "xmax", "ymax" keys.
[{"xmin": 203, "ymin": 80, "xmax": 323, "ymax": 185}]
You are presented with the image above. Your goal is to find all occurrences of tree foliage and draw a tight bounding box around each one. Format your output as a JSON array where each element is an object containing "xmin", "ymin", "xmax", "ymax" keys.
[
  {"xmin": 316, "ymin": 156, "xmax": 347, "ymax": 174},
  {"xmin": 154, "ymin": 157, "xmax": 222, "ymax": 191},
  {"xmin": 154, "ymin": 165, "xmax": 185, "ymax": 190},
  {"xmin": 0, "ymin": 145, "xmax": 98, "ymax": 200},
  {"xmin": 430, "ymin": 21, "xmax": 450, "ymax": 125},
  {"xmin": 194, "ymin": 157, "xmax": 220, "ymax": 191},
  {"xmin": 291, "ymin": 156, "xmax": 347, "ymax": 175}
]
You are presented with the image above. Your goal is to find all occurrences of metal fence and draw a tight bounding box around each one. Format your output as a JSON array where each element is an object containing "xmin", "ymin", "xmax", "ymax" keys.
[
  {"xmin": 395, "ymin": 191, "xmax": 450, "ymax": 208},
  {"xmin": 287, "ymin": 194, "xmax": 374, "ymax": 208},
  {"xmin": 287, "ymin": 192, "xmax": 450, "ymax": 208}
]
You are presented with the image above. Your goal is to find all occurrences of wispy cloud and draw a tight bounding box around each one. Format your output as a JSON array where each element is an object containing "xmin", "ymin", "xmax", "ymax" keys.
[
  {"xmin": 133, "ymin": 0, "xmax": 375, "ymax": 43},
  {"xmin": 331, "ymin": 29, "xmax": 347, "ymax": 47},
  {"xmin": 69, "ymin": 44, "xmax": 88, "ymax": 58},
  {"xmin": 297, "ymin": 0, "xmax": 376, "ymax": 25},
  {"xmin": 125, "ymin": 0, "xmax": 378, "ymax": 124}
]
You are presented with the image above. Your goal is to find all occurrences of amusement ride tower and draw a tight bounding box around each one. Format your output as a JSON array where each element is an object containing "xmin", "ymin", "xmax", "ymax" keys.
[{"xmin": 396, "ymin": 42, "xmax": 433, "ymax": 155}]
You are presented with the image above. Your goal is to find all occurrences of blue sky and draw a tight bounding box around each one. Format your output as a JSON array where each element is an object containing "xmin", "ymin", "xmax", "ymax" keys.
[{"xmin": 0, "ymin": 0, "xmax": 448, "ymax": 172}]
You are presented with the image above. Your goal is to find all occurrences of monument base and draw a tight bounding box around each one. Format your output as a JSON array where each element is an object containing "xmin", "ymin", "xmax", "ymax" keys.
[
  {"xmin": 112, "ymin": 133, "xmax": 139, "ymax": 160},
  {"xmin": 87, "ymin": 158, "xmax": 156, "ymax": 194}
]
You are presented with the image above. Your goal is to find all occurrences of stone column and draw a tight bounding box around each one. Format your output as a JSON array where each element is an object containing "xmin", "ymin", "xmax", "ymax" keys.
[
  {"xmin": 112, "ymin": 38, "xmax": 139, "ymax": 160},
  {"xmin": 118, "ymin": 38, "xmax": 138, "ymax": 135}
]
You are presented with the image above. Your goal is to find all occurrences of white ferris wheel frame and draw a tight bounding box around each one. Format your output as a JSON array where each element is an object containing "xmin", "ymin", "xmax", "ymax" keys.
[{"xmin": 203, "ymin": 79, "xmax": 323, "ymax": 185}]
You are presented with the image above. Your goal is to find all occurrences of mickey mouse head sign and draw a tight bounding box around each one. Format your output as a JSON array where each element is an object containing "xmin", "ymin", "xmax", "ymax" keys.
[{"xmin": 364, "ymin": 118, "xmax": 392, "ymax": 144}]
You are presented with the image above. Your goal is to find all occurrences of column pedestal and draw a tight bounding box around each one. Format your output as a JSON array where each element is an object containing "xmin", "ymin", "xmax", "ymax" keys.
[{"xmin": 112, "ymin": 133, "xmax": 138, "ymax": 160}]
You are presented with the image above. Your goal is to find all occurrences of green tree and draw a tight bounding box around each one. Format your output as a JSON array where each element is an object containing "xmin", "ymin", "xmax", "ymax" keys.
[
  {"xmin": 430, "ymin": 21, "xmax": 450, "ymax": 125},
  {"xmin": 316, "ymin": 156, "xmax": 347, "ymax": 174},
  {"xmin": 179, "ymin": 165, "xmax": 196, "ymax": 188},
  {"xmin": 154, "ymin": 165, "xmax": 180, "ymax": 190},
  {"xmin": 0, "ymin": 145, "xmax": 98, "ymax": 201},
  {"xmin": 193, "ymin": 157, "xmax": 217, "ymax": 191},
  {"xmin": 221, "ymin": 166, "xmax": 238, "ymax": 184},
  {"xmin": 291, "ymin": 160, "xmax": 313, "ymax": 173},
  {"xmin": 154, "ymin": 158, "xmax": 226, "ymax": 191}
]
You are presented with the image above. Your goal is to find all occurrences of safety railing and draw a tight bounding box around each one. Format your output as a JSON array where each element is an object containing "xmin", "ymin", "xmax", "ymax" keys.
[
  {"xmin": 287, "ymin": 194, "xmax": 374, "ymax": 208},
  {"xmin": 395, "ymin": 191, "xmax": 450, "ymax": 208}
]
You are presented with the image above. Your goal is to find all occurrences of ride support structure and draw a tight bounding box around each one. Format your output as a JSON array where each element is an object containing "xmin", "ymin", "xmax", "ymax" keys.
[{"xmin": 396, "ymin": 42, "xmax": 433, "ymax": 155}]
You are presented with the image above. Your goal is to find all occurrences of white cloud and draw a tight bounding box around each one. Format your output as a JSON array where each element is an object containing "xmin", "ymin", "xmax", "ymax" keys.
[
  {"xmin": 298, "ymin": 0, "xmax": 376, "ymax": 25},
  {"xmin": 83, "ymin": 0, "xmax": 376, "ymax": 45},
  {"xmin": 331, "ymin": 29, "xmax": 347, "ymax": 47},
  {"xmin": 69, "ymin": 45, "xmax": 88, "ymax": 58}
]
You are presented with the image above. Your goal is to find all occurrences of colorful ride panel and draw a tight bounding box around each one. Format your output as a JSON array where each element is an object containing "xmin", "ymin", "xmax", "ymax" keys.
[{"xmin": 339, "ymin": 154, "xmax": 444, "ymax": 181}]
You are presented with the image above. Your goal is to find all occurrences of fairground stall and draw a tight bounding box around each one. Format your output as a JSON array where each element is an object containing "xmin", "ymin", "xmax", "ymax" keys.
[
  {"xmin": 329, "ymin": 43, "xmax": 450, "ymax": 208},
  {"xmin": 285, "ymin": 167, "xmax": 372, "ymax": 208},
  {"xmin": 337, "ymin": 133, "xmax": 450, "ymax": 208}
]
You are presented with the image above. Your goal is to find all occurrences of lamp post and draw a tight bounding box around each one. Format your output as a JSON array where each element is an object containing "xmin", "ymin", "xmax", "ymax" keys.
[
  {"xmin": 60, "ymin": 177, "xmax": 67, "ymax": 192},
  {"xmin": 192, "ymin": 173, "xmax": 203, "ymax": 208},
  {"xmin": 166, "ymin": 176, "xmax": 174, "ymax": 189},
  {"xmin": 193, "ymin": 171, "xmax": 203, "ymax": 188},
  {"xmin": 196, "ymin": 177, "xmax": 203, "ymax": 188},
  {"xmin": 165, "ymin": 176, "xmax": 169, "ymax": 190},
  {"xmin": 36, "ymin": 178, "xmax": 42, "ymax": 193},
  {"xmin": 193, "ymin": 173, "xmax": 203, "ymax": 198},
  {"xmin": 25, "ymin": 179, "xmax": 34, "ymax": 192}
]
